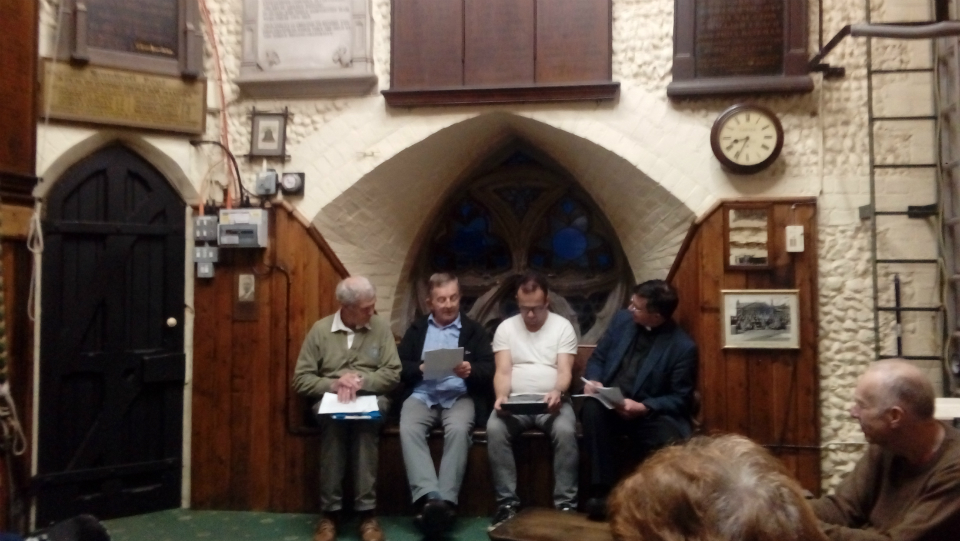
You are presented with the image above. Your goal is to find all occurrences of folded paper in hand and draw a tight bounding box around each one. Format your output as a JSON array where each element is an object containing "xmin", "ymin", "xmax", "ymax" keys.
[
  {"xmin": 580, "ymin": 378, "xmax": 625, "ymax": 409},
  {"xmin": 423, "ymin": 347, "xmax": 464, "ymax": 380},
  {"xmin": 317, "ymin": 393, "xmax": 379, "ymax": 415}
]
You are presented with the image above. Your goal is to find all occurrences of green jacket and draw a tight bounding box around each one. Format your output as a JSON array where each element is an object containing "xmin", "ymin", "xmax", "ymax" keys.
[{"xmin": 292, "ymin": 313, "xmax": 401, "ymax": 400}]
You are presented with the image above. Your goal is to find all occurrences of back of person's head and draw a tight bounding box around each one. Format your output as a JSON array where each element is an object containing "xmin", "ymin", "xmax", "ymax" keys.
[
  {"xmin": 633, "ymin": 280, "xmax": 679, "ymax": 319},
  {"xmin": 863, "ymin": 359, "xmax": 936, "ymax": 420},
  {"xmin": 609, "ymin": 434, "xmax": 826, "ymax": 541}
]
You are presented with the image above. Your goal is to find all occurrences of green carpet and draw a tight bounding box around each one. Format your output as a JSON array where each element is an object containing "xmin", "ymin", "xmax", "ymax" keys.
[{"xmin": 102, "ymin": 510, "xmax": 492, "ymax": 541}]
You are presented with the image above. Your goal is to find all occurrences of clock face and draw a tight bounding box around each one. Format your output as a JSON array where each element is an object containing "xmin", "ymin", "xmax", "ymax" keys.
[
  {"xmin": 710, "ymin": 104, "xmax": 783, "ymax": 174},
  {"xmin": 280, "ymin": 172, "xmax": 304, "ymax": 194}
]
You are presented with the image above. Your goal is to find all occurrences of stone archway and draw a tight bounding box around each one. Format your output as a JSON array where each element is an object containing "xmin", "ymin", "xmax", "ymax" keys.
[{"xmin": 311, "ymin": 112, "xmax": 696, "ymax": 334}]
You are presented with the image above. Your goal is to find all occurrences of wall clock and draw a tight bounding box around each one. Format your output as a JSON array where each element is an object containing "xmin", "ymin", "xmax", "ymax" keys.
[{"xmin": 710, "ymin": 104, "xmax": 784, "ymax": 175}]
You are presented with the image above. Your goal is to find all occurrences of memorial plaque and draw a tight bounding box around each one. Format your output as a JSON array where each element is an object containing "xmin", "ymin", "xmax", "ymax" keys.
[
  {"xmin": 258, "ymin": 0, "xmax": 354, "ymax": 70},
  {"xmin": 695, "ymin": 0, "xmax": 782, "ymax": 78},
  {"xmin": 41, "ymin": 61, "xmax": 205, "ymax": 135},
  {"xmin": 86, "ymin": 0, "xmax": 179, "ymax": 57},
  {"xmin": 668, "ymin": 0, "xmax": 811, "ymax": 97},
  {"xmin": 237, "ymin": 0, "xmax": 377, "ymax": 98}
]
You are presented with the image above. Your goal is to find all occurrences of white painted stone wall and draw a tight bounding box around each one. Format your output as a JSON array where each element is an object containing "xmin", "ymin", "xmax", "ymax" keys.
[{"xmin": 34, "ymin": 0, "xmax": 946, "ymax": 491}]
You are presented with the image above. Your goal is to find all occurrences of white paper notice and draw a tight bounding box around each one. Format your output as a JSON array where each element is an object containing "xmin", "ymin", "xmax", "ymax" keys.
[
  {"xmin": 580, "ymin": 377, "xmax": 625, "ymax": 409},
  {"xmin": 317, "ymin": 392, "xmax": 379, "ymax": 414},
  {"xmin": 258, "ymin": 0, "xmax": 354, "ymax": 70},
  {"xmin": 423, "ymin": 347, "xmax": 464, "ymax": 380}
]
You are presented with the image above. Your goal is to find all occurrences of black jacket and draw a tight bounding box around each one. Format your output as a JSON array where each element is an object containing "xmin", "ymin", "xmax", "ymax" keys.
[{"xmin": 396, "ymin": 313, "xmax": 495, "ymax": 427}]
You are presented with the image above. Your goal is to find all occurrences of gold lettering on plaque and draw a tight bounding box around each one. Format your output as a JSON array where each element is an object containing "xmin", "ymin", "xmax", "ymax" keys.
[
  {"xmin": 695, "ymin": 0, "xmax": 783, "ymax": 78},
  {"xmin": 41, "ymin": 61, "xmax": 205, "ymax": 134}
]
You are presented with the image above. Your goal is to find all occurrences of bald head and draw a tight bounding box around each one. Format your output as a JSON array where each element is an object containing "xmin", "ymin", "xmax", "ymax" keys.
[{"xmin": 860, "ymin": 359, "xmax": 935, "ymax": 420}]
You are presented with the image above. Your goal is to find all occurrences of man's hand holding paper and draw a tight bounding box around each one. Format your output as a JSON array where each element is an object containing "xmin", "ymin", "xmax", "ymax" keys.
[{"xmin": 422, "ymin": 347, "xmax": 464, "ymax": 380}]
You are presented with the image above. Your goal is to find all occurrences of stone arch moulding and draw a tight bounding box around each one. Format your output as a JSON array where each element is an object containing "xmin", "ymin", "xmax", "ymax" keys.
[
  {"xmin": 34, "ymin": 132, "xmax": 199, "ymax": 206},
  {"xmin": 310, "ymin": 112, "xmax": 697, "ymax": 335}
]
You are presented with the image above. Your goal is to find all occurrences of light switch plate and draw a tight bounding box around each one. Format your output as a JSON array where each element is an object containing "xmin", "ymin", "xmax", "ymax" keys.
[{"xmin": 786, "ymin": 225, "xmax": 804, "ymax": 252}]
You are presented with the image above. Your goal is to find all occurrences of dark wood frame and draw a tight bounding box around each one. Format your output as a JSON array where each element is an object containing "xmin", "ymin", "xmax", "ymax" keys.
[
  {"xmin": 710, "ymin": 103, "xmax": 784, "ymax": 175},
  {"xmin": 724, "ymin": 203, "xmax": 774, "ymax": 271},
  {"xmin": 58, "ymin": 0, "xmax": 202, "ymax": 79},
  {"xmin": 249, "ymin": 110, "xmax": 287, "ymax": 158},
  {"xmin": 667, "ymin": 0, "xmax": 812, "ymax": 98},
  {"xmin": 721, "ymin": 289, "xmax": 800, "ymax": 349}
]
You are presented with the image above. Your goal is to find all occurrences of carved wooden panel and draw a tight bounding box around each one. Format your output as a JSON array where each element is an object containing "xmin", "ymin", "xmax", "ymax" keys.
[
  {"xmin": 536, "ymin": 0, "xmax": 611, "ymax": 83},
  {"xmin": 464, "ymin": 0, "xmax": 534, "ymax": 86},
  {"xmin": 391, "ymin": 0, "xmax": 464, "ymax": 88}
]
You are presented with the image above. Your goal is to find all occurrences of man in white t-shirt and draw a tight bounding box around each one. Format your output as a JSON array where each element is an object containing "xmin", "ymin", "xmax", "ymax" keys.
[{"xmin": 486, "ymin": 271, "xmax": 579, "ymax": 529}]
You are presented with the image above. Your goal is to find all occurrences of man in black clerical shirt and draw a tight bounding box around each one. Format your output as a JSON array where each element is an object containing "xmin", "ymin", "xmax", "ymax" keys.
[{"xmin": 580, "ymin": 280, "xmax": 698, "ymax": 521}]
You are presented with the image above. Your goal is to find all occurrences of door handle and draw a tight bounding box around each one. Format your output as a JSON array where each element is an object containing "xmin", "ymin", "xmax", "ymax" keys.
[{"xmin": 166, "ymin": 317, "xmax": 177, "ymax": 328}]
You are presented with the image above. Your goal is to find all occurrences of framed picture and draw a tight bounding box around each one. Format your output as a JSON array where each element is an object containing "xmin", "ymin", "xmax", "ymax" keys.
[
  {"xmin": 722, "ymin": 290, "xmax": 799, "ymax": 349},
  {"xmin": 250, "ymin": 110, "xmax": 287, "ymax": 157},
  {"xmin": 724, "ymin": 204, "xmax": 773, "ymax": 271}
]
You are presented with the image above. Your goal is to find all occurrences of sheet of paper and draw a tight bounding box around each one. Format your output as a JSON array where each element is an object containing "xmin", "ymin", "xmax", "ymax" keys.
[
  {"xmin": 935, "ymin": 397, "xmax": 960, "ymax": 420},
  {"xmin": 423, "ymin": 347, "xmax": 464, "ymax": 380},
  {"xmin": 317, "ymin": 393, "xmax": 379, "ymax": 415},
  {"xmin": 580, "ymin": 377, "xmax": 625, "ymax": 409}
]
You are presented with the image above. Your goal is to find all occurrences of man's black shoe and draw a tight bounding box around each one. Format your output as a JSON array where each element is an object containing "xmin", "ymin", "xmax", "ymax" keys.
[
  {"xmin": 420, "ymin": 499, "xmax": 455, "ymax": 536},
  {"xmin": 488, "ymin": 503, "xmax": 519, "ymax": 531},
  {"xmin": 586, "ymin": 497, "xmax": 607, "ymax": 521}
]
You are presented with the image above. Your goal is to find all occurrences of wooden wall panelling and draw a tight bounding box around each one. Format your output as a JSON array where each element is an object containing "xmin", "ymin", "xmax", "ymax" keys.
[
  {"xmin": 391, "ymin": 0, "xmax": 464, "ymax": 88},
  {"xmin": 668, "ymin": 200, "xmax": 820, "ymax": 493},
  {"xmin": 464, "ymin": 0, "xmax": 535, "ymax": 86},
  {"xmin": 535, "ymin": 0, "xmax": 611, "ymax": 83},
  {"xmin": 0, "ymin": 240, "xmax": 33, "ymax": 532},
  {"xmin": 0, "ymin": 0, "xmax": 37, "ymax": 178},
  {"xmin": 191, "ymin": 207, "xmax": 346, "ymax": 512}
]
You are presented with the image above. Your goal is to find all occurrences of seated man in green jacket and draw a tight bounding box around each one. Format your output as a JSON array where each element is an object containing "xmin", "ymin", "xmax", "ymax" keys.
[
  {"xmin": 292, "ymin": 276, "xmax": 401, "ymax": 541},
  {"xmin": 812, "ymin": 359, "xmax": 960, "ymax": 541}
]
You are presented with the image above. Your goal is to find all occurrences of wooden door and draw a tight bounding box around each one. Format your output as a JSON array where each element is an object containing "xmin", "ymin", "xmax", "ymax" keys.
[{"xmin": 35, "ymin": 145, "xmax": 186, "ymax": 525}]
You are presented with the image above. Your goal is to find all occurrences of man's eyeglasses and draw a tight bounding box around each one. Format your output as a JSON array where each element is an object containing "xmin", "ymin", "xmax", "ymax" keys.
[{"xmin": 519, "ymin": 305, "xmax": 548, "ymax": 316}]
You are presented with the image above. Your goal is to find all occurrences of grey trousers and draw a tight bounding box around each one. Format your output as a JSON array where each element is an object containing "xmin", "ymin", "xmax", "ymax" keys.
[
  {"xmin": 316, "ymin": 395, "xmax": 389, "ymax": 512},
  {"xmin": 399, "ymin": 395, "xmax": 475, "ymax": 504},
  {"xmin": 485, "ymin": 401, "xmax": 578, "ymax": 508}
]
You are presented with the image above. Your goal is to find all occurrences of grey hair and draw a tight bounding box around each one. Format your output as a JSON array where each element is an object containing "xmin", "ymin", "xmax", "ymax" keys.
[
  {"xmin": 335, "ymin": 276, "xmax": 376, "ymax": 306},
  {"xmin": 866, "ymin": 359, "xmax": 935, "ymax": 419}
]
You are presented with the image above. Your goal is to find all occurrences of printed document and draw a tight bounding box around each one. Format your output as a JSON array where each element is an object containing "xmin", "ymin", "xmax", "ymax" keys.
[
  {"xmin": 423, "ymin": 347, "xmax": 464, "ymax": 380},
  {"xmin": 317, "ymin": 393, "xmax": 379, "ymax": 415}
]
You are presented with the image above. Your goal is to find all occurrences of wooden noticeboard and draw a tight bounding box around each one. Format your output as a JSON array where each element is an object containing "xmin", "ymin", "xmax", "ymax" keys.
[{"xmin": 668, "ymin": 0, "xmax": 812, "ymax": 97}]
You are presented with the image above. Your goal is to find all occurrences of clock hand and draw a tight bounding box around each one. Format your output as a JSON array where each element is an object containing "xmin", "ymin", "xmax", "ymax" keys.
[
  {"xmin": 734, "ymin": 136, "xmax": 750, "ymax": 160},
  {"xmin": 725, "ymin": 138, "xmax": 740, "ymax": 151}
]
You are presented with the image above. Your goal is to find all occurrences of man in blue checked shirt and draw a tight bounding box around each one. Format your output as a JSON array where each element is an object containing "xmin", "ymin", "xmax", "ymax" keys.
[{"xmin": 396, "ymin": 273, "xmax": 494, "ymax": 537}]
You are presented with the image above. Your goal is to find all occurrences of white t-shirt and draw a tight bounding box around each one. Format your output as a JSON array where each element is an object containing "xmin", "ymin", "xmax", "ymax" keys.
[{"xmin": 492, "ymin": 312, "xmax": 578, "ymax": 395}]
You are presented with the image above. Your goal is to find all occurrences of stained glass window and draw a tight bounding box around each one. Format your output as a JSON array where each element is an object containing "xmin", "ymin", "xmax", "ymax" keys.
[
  {"xmin": 409, "ymin": 145, "xmax": 632, "ymax": 343},
  {"xmin": 429, "ymin": 198, "xmax": 511, "ymax": 273}
]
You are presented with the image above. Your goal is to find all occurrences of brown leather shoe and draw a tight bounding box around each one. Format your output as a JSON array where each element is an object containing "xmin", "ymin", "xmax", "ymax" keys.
[
  {"xmin": 313, "ymin": 517, "xmax": 336, "ymax": 541},
  {"xmin": 358, "ymin": 516, "xmax": 385, "ymax": 541}
]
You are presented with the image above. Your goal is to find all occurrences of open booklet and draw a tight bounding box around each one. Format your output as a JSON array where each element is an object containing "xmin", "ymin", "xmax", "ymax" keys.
[
  {"xmin": 577, "ymin": 377, "xmax": 625, "ymax": 409},
  {"xmin": 317, "ymin": 392, "xmax": 381, "ymax": 419}
]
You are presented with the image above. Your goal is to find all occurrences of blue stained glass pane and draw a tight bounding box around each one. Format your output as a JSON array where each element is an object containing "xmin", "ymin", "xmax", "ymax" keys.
[
  {"xmin": 531, "ymin": 254, "xmax": 545, "ymax": 267},
  {"xmin": 596, "ymin": 253, "xmax": 611, "ymax": 267},
  {"xmin": 561, "ymin": 199, "xmax": 576, "ymax": 214},
  {"xmin": 553, "ymin": 227, "xmax": 587, "ymax": 260}
]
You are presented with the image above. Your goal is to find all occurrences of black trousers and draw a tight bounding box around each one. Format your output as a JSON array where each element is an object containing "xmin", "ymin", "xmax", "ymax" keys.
[{"xmin": 580, "ymin": 398, "xmax": 686, "ymax": 492}]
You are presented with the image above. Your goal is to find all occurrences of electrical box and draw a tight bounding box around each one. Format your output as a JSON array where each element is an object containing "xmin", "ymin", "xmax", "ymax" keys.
[
  {"xmin": 218, "ymin": 209, "xmax": 269, "ymax": 248},
  {"xmin": 255, "ymin": 169, "xmax": 278, "ymax": 196},
  {"xmin": 195, "ymin": 216, "xmax": 219, "ymax": 242},
  {"xmin": 786, "ymin": 225, "xmax": 804, "ymax": 252},
  {"xmin": 197, "ymin": 261, "xmax": 215, "ymax": 278},
  {"xmin": 194, "ymin": 246, "xmax": 219, "ymax": 263}
]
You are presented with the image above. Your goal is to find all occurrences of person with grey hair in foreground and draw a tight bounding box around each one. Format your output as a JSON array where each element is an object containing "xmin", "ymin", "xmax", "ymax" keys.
[
  {"xmin": 609, "ymin": 434, "xmax": 827, "ymax": 541},
  {"xmin": 811, "ymin": 359, "xmax": 960, "ymax": 541},
  {"xmin": 293, "ymin": 276, "xmax": 401, "ymax": 541}
]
